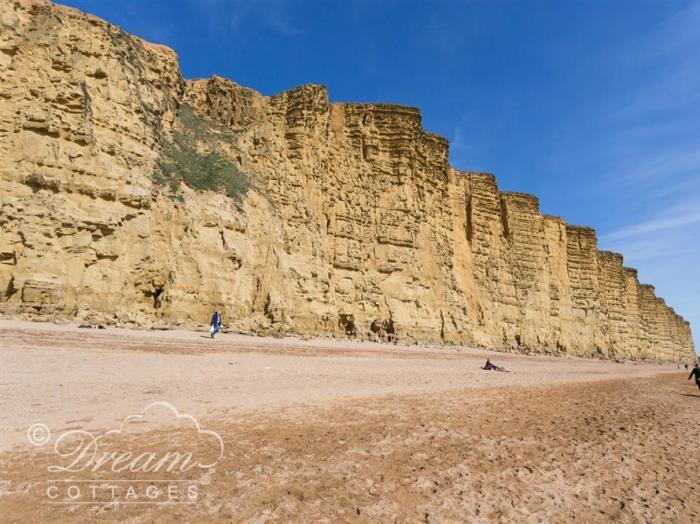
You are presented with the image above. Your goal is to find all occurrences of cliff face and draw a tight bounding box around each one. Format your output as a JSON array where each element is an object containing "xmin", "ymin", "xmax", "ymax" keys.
[{"xmin": 0, "ymin": 0, "xmax": 695, "ymax": 361}]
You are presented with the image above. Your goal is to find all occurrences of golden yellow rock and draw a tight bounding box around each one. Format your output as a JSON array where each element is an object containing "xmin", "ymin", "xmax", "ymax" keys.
[{"xmin": 0, "ymin": 0, "xmax": 694, "ymax": 361}]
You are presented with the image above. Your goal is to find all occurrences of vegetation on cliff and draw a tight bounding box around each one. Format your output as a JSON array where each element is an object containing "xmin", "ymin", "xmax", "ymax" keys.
[{"xmin": 155, "ymin": 104, "xmax": 250, "ymax": 202}]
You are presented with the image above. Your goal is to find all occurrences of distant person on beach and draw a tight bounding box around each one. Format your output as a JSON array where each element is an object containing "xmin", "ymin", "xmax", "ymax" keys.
[
  {"xmin": 210, "ymin": 310, "xmax": 222, "ymax": 338},
  {"xmin": 688, "ymin": 364, "xmax": 700, "ymax": 392},
  {"xmin": 482, "ymin": 358, "xmax": 510, "ymax": 372}
]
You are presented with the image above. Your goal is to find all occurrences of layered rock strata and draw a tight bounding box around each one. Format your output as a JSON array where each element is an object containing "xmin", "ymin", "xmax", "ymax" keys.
[{"xmin": 0, "ymin": 0, "xmax": 695, "ymax": 361}]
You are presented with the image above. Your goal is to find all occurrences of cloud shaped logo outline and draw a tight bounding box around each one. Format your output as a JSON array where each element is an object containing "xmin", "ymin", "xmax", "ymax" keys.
[{"xmin": 102, "ymin": 401, "xmax": 224, "ymax": 469}]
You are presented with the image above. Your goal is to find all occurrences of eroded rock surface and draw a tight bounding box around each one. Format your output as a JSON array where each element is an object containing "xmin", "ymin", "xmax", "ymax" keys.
[{"xmin": 0, "ymin": 0, "xmax": 695, "ymax": 361}]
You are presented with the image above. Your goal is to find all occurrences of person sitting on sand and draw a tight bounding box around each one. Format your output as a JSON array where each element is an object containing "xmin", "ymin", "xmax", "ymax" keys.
[
  {"xmin": 482, "ymin": 358, "xmax": 510, "ymax": 372},
  {"xmin": 688, "ymin": 363, "xmax": 700, "ymax": 392}
]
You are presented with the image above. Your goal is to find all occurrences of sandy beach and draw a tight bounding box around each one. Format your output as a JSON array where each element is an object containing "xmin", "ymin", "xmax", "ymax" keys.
[{"xmin": 1, "ymin": 320, "xmax": 698, "ymax": 522}]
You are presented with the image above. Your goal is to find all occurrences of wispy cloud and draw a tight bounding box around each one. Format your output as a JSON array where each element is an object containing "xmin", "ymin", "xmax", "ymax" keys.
[
  {"xmin": 601, "ymin": 2, "xmax": 700, "ymax": 184},
  {"xmin": 601, "ymin": 210, "xmax": 700, "ymax": 242},
  {"xmin": 625, "ymin": 1, "xmax": 700, "ymax": 60},
  {"xmin": 613, "ymin": 148, "xmax": 700, "ymax": 185},
  {"xmin": 450, "ymin": 127, "xmax": 464, "ymax": 153},
  {"xmin": 265, "ymin": 11, "xmax": 303, "ymax": 36},
  {"xmin": 198, "ymin": 0, "xmax": 303, "ymax": 39}
]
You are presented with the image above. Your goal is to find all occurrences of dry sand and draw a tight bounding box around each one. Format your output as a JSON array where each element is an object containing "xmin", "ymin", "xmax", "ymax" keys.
[{"xmin": 0, "ymin": 320, "xmax": 698, "ymax": 522}]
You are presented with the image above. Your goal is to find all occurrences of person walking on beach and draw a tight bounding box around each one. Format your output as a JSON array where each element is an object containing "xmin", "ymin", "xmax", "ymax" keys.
[
  {"xmin": 688, "ymin": 363, "xmax": 700, "ymax": 392},
  {"xmin": 210, "ymin": 310, "xmax": 222, "ymax": 338}
]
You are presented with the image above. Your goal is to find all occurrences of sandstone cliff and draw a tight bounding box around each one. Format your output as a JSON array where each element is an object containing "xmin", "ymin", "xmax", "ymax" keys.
[{"xmin": 0, "ymin": 0, "xmax": 695, "ymax": 361}]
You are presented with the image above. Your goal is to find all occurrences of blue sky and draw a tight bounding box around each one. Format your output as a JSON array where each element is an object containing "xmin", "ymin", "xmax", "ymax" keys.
[{"xmin": 60, "ymin": 0, "xmax": 699, "ymax": 353}]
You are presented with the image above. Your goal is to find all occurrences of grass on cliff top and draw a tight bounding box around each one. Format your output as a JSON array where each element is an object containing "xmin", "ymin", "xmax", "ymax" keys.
[{"xmin": 155, "ymin": 104, "xmax": 250, "ymax": 203}]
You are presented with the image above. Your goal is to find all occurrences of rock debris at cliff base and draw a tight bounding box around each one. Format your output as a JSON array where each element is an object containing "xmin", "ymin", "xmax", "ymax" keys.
[{"xmin": 0, "ymin": 0, "xmax": 694, "ymax": 362}]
